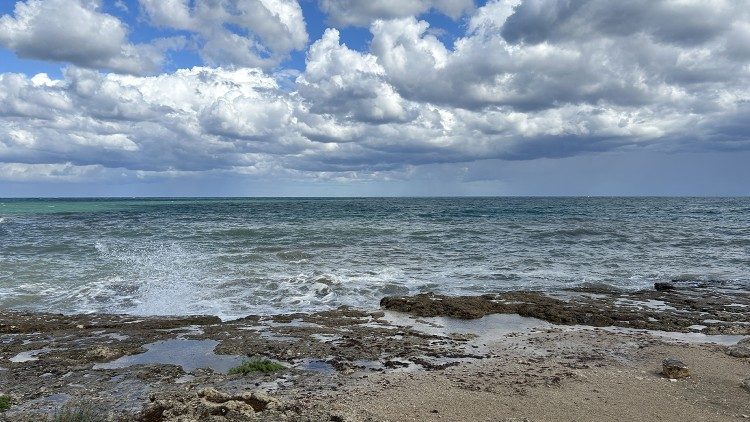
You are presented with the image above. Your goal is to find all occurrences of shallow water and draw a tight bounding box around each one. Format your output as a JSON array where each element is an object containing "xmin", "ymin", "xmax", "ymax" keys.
[
  {"xmin": 93, "ymin": 339, "xmax": 245, "ymax": 373},
  {"xmin": 1, "ymin": 197, "xmax": 748, "ymax": 318}
]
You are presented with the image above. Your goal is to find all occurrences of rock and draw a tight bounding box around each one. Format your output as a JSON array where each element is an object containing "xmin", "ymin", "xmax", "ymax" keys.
[
  {"xmin": 662, "ymin": 358, "xmax": 690, "ymax": 379},
  {"xmin": 85, "ymin": 346, "xmax": 121, "ymax": 361},
  {"xmin": 654, "ymin": 282, "xmax": 676, "ymax": 292},
  {"xmin": 198, "ymin": 387, "xmax": 231, "ymax": 403},
  {"xmin": 237, "ymin": 391, "xmax": 281, "ymax": 411},
  {"xmin": 210, "ymin": 399, "xmax": 256, "ymax": 420},
  {"xmin": 727, "ymin": 338, "xmax": 750, "ymax": 358},
  {"xmin": 329, "ymin": 411, "xmax": 357, "ymax": 422},
  {"xmin": 144, "ymin": 390, "xmax": 263, "ymax": 421},
  {"xmin": 743, "ymin": 378, "xmax": 750, "ymax": 393}
]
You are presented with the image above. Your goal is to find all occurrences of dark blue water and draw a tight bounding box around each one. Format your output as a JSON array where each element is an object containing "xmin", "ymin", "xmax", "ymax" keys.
[{"xmin": 0, "ymin": 197, "xmax": 748, "ymax": 318}]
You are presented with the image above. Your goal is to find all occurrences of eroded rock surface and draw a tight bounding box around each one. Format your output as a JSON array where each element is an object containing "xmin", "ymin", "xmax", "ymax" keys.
[
  {"xmin": 662, "ymin": 358, "xmax": 690, "ymax": 379},
  {"xmin": 727, "ymin": 338, "xmax": 750, "ymax": 358},
  {"xmin": 380, "ymin": 284, "xmax": 750, "ymax": 335},
  {"xmin": 1, "ymin": 284, "xmax": 749, "ymax": 420}
]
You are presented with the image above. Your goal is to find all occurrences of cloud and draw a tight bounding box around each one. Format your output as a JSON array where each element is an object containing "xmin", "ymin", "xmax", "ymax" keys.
[
  {"xmin": 138, "ymin": 0, "xmax": 308, "ymax": 69},
  {"xmin": 499, "ymin": 0, "xmax": 739, "ymax": 46},
  {"xmin": 296, "ymin": 28, "xmax": 413, "ymax": 124},
  {"xmin": 319, "ymin": 0, "xmax": 475, "ymax": 26},
  {"xmin": 0, "ymin": 0, "xmax": 177, "ymax": 75},
  {"xmin": 0, "ymin": 0, "xmax": 749, "ymax": 184},
  {"xmin": 365, "ymin": 0, "xmax": 750, "ymax": 115},
  {"xmin": 0, "ymin": 162, "xmax": 109, "ymax": 182},
  {"xmin": 0, "ymin": 67, "xmax": 300, "ymax": 173}
]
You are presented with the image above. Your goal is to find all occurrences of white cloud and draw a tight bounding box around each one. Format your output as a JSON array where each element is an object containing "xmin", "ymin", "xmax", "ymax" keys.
[
  {"xmin": 296, "ymin": 28, "xmax": 412, "ymax": 124},
  {"xmin": 138, "ymin": 0, "xmax": 308, "ymax": 68},
  {"xmin": 367, "ymin": 0, "xmax": 750, "ymax": 114},
  {"xmin": 0, "ymin": 0, "xmax": 749, "ymax": 183},
  {"xmin": 0, "ymin": 0, "xmax": 176, "ymax": 75},
  {"xmin": 0, "ymin": 162, "xmax": 108, "ymax": 182}
]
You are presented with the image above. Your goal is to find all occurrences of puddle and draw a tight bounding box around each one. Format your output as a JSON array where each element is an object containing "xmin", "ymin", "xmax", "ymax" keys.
[
  {"xmin": 103, "ymin": 333, "xmax": 129, "ymax": 341},
  {"xmin": 581, "ymin": 326, "xmax": 746, "ymax": 346},
  {"xmin": 613, "ymin": 298, "xmax": 676, "ymax": 311},
  {"xmin": 384, "ymin": 310, "xmax": 744, "ymax": 348},
  {"xmin": 383, "ymin": 311, "xmax": 552, "ymax": 342},
  {"xmin": 259, "ymin": 331, "xmax": 298, "ymax": 342},
  {"xmin": 295, "ymin": 358, "xmax": 335, "ymax": 373},
  {"xmin": 546, "ymin": 291, "xmax": 609, "ymax": 301},
  {"xmin": 10, "ymin": 348, "xmax": 53, "ymax": 363},
  {"xmin": 158, "ymin": 325, "xmax": 205, "ymax": 338},
  {"xmin": 94, "ymin": 339, "xmax": 244, "ymax": 373},
  {"xmin": 175, "ymin": 374, "xmax": 196, "ymax": 384},
  {"xmin": 310, "ymin": 333, "xmax": 342, "ymax": 343},
  {"xmin": 259, "ymin": 318, "xmax": 322, "ymax": 329}
]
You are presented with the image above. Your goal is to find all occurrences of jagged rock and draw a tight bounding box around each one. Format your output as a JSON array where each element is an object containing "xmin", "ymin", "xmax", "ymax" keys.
[
  {"xmin": 142, "ymin": 389, "xmax": 277, "ymax": 421},
  {"xmin": 237, "ymin": 391, "xmax": 280, "ymax": 411},
  {"xmin": 199, "ymin": 387, "xmax": 231, "ymax": 403},
  {"xmin": 654, "ymin": 282, "xmax": 676, "ymax": 291},
  {"xmin": 727, "ymin": 338, "xmax": 750, "ymax": 358},
  {"xmin": 662, "ymin": 358, "xmax": 690, "ymax": 379},
  {"xmin": 85, "ymin": 346, "xmax": 122, "ymax": 361}
]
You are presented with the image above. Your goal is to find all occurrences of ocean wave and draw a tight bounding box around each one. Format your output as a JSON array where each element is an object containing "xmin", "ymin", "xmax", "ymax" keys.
[{"xmin": 1, "ymin": 197, "xmax": 749, "ymax": 317}]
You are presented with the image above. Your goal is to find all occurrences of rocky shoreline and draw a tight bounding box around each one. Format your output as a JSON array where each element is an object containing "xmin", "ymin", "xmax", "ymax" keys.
[{"xmin": 1, "ymin": 283, "xmax": 749, "ymax": 421}]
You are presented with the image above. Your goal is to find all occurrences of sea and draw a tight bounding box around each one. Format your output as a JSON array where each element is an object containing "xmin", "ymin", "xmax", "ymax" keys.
[{"xmin": 0, "ymin": 197, "xmax": 748, "ymax": 320}]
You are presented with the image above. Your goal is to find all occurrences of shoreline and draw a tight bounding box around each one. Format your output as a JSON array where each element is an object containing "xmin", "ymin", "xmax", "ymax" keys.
[{"xmin": 1, "ymin": 284, "xmax": 749, "ymax": 421}]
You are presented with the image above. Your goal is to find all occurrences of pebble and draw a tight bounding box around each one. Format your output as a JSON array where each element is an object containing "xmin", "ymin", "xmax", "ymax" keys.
[{"xmin": 662, "ymin": 358, "xmax": 690, "ymax": 379}]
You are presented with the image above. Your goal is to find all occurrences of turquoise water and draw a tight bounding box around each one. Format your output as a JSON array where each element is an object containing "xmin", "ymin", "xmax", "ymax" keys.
[{"xmin": 0, "ymin": 197, "xmax": 748, "ymax": 319}]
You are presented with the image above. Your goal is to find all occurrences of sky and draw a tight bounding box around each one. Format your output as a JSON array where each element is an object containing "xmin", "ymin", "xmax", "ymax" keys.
[{"xmin": 0, "ymin": 0, "xmax": 749, "ymax": 197}]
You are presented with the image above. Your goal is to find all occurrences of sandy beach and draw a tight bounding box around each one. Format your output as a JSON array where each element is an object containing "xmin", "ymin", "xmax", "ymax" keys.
[{"xmin": 1, "ymin": 283, "xmax": 749, "ymax": 421}]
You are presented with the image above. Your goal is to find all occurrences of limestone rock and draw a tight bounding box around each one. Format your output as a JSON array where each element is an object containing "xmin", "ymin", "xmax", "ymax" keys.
[
  {"xmin": 199, "ymin": 387, "xmax": 231, "ymax": 403},
  {"xmin": 143, "ymin": 389, "xmax": 275, "ymax": 421},
  {"xmin": 85, "ymin": 346, "xmax": 122, "ymax": 361},
  {"xmin": 238, "ymin": 391, "xmax": 281, "ymax": 411},
  {"xmin": 727, "ymin": 338, "xmax": 750, "ymax": 358},
  {"xmin": 662, "ymin": 358, "xmax": 689, "ymax": 379}
]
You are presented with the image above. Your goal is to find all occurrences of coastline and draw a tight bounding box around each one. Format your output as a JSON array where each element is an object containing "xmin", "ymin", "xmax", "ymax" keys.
[{"xmin": 1, "ymin": 284, "xmax": 749, "ymax": 421}]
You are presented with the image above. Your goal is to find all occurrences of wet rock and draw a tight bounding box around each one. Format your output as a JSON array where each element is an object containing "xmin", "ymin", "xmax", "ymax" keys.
[
  {"xmin": 383, "ymin": 360, "xmax": 410, "ymax": 369},
  {"xmin": 380, "ymin": 287, "xmax": 750, "ymax": 335},
  {"xmin": 727, "ymin": 338, "xmax": 750, "ymax": 358},
  {"xmin": 380, "ymin": 293, "xmax": 501, "ymax": 319},
  {"xmin": 662, "ymin": 358, "xmax": 690, "ymax": 379},
  {"xmin": 85, "ymin": 346, "xmax": 122, "ymax": 361},
  {"xmin": 654, "ymin": 282, "xmax": 676, "ymax": 292}
]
